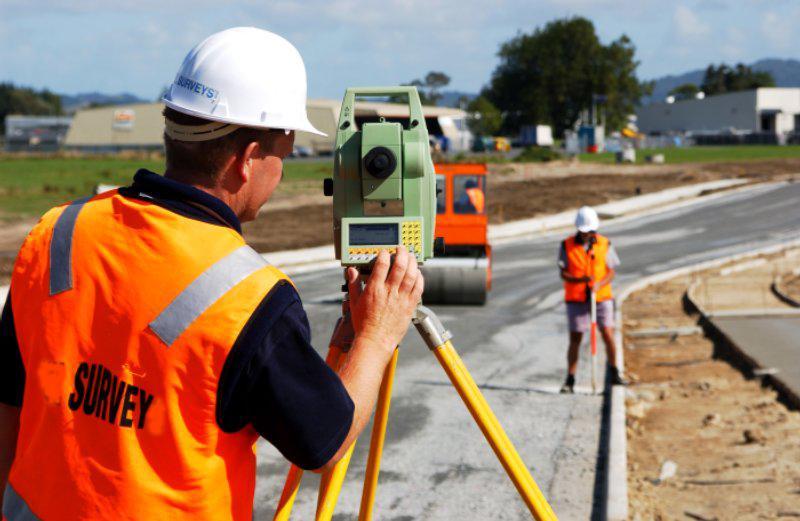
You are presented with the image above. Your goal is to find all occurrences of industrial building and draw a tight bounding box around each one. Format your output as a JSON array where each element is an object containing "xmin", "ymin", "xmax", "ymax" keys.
[
  {"xmin": 64, "ymin": 100, "xmax": 471, "ymax": 154},
  {"xmin": 636, "ymin": 88, "xmax": 800, "ymax": 139},
  {"xmin": 64, "ymin": 103, "xmax": 163, "ymax": 152}
]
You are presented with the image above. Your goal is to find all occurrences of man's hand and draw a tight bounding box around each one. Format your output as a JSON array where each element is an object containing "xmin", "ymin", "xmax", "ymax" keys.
[
  {"xmin": 594, "ymin": 269, "xmax": 615, "ymax": 290},
  {"xmin": 345, "ymin": 246, "xmax": 424, "ymax": 353}
]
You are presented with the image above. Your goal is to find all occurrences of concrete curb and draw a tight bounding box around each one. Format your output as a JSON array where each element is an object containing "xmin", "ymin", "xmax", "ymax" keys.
[
  {"xmin": 686, "ymin": 265, "xmax": 800, "ymax": 411},
  {"xmin": 488, "ymin": 179, "xmax": 744, "ymax": 242},
  {"xmin": 771, "ymin": 270, "xmax": 800, "ymax": 308},
  {"xmin": 605, "ymin": 236, "xmax": 800, "ymax": 521}
]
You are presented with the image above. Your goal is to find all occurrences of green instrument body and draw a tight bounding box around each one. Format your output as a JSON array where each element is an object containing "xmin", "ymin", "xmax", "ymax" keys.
[{"xmin": 330, "ymin": 87, "xmax": 437, "ymax": 266}]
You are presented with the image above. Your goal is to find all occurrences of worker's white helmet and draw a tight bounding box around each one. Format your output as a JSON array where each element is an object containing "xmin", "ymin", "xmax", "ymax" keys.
[
  {"xmin": 163, "ymin": 27, "xmax": 325, "ymax": 136},
  {"xmin": 575, "ymin": 206, "xmax": 599, "ymax": 232}
]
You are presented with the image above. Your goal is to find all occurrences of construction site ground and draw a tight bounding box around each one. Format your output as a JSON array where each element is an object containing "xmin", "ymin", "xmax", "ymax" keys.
[
  {"xmin": 623, "ymin": 247, "xmax": 800, "ymax": 520},
  {"xmin": 1, "ymin": 157, "xmax": 798, "ymax": 285},
  {"xmin": 1, "ymin": 167, "xmax": 797, "ymax": 518},
  {"xmin": 780, "ymin": 273, "xmax": 800, "ymax": 303}
]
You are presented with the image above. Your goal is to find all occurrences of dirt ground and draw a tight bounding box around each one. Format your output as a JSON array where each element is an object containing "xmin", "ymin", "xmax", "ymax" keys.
[
  {"xmin": 244, "ymin": 157, "xmax": 798, "ymax": 256},
  {"xmin": 1, "ymin": 157, "xmax": 798, "ymax": 285},
  {"xmin": 623, "ymin": 251, "xmax": 800, "ymax": 520},
  {"xmin": 779, "ymin": 273, "xmax": 800, "ymax": 303}
]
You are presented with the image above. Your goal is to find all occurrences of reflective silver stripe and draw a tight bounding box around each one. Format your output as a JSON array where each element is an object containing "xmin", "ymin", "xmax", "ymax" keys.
[
  {"xmin": 149, "ymin": 245, "xmax": 268, "ymax": 347},
  {"xmin": 49, "ymin": 197, "xmax": 91, "ymax": 295},
  {"xmin": 3, "ymin": 484, "xmax": 41, "ymax": 521}
]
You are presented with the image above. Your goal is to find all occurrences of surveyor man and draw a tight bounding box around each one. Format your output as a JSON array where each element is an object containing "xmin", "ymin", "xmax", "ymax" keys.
[
  {"xmin": 0, "ymin": 27, "xmax": 423, "ymax": 520},
  {"xmin": 558, "ymin": 206, "xmax": 627, "ymax": 393}
]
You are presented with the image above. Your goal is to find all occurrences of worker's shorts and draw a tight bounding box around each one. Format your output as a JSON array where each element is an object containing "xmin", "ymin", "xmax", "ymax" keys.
[{"xmin": 566, "ymin": 300, "xmax": 615, "ymax": 333}]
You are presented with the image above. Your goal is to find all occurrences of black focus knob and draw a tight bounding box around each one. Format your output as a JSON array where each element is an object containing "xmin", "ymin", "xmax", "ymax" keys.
[
  {"xmin": 363, "ymin": 147, "xmax": 397, "ymax": 179},
  {"xmin": 434, "ymin": 237, "xmax": 446, "ymax": 256},
  {"xmin": 323, "ymin": 178, "xmax": 334, "ymax": 196}
]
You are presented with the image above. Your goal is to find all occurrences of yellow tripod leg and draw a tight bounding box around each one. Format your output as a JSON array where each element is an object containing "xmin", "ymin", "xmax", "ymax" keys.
[
  {"xmin": 315, "ymin": 441, "xmax": 356, "ymax": 520},
  {"xmin": 274, "ymin": 346, "xmax": 345, "ymax": 521},
  {"xmin": 358, "ymin": 347, "xmax": 399, "ymax": 521},
  {"xmin": 433, "ymin": 341, "xmax": 557, "ymax": 521},
  {"xmin": 412, "ymin": 305, "xmax": 557, "ymax": 521},
  {"xmin": 273, "ymin": 465, "xmax": 304, "ymax": 521}
]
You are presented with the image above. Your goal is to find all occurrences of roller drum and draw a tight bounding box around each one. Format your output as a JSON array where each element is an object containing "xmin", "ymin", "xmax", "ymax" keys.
[{"xmin": 422, "ymin": 257, "xmax": 489, "ymax": 305}]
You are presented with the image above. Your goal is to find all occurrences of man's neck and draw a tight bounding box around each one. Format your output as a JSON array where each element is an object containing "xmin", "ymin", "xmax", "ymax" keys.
[{"xmin": 164, "ymin": 169, "xmax": 240, "ymax": 216}]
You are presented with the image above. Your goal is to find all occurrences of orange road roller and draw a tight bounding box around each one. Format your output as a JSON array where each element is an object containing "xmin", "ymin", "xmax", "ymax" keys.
[{"xmin": 422, "ymin": 163, "xmax": 492, "ymax": 305}]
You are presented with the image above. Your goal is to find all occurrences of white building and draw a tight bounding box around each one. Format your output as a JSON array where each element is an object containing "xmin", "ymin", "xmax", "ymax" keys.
[{"xmin": 636, "ymin": 88, "xmax": 800, "ymax": 136}]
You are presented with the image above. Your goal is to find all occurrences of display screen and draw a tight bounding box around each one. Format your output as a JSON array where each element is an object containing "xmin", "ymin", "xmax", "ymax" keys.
[{"xmin": 349, "ymin": 223, "xmax": 399, "ymax": 245}]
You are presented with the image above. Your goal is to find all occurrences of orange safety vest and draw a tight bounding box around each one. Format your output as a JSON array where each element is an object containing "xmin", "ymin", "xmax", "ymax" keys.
[
  {"xmin": 562, "ymin": 233, "xmax": 613, "ymax": 303},
  {"xmin": 466, "ymin": 187, "xmax": 485, "ymax": 214},
  {"xmin": 7, "ymin": 190, "xmax": 289, "ymax": 521}
]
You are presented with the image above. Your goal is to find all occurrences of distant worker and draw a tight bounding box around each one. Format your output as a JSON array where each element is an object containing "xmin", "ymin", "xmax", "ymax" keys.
[
  {"xmin": 455, "ymin": 178, "xmax": 485, "ymax": 214},
  {"xmin": 0, "ymin": 28, "xmax": 423, "ymax": 520},
  {"xmin": 557, "ymin": 206, "xmax": 627, "ymax": 393}
]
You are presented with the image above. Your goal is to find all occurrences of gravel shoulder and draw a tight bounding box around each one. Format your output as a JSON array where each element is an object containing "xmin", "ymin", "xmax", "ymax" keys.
[{"xmin": 623, "ymin": 249, "xmax": 800, "ymax": 520}]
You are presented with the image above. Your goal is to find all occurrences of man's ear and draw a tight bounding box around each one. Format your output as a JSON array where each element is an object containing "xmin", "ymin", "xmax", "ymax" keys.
[{"xmin": 237, "ymin": 141, "xmax": 261, "ymax": 183}]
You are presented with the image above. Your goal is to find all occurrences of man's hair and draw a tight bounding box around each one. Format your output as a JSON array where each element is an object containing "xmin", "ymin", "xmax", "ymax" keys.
[{"xmin": 163, "ymin": 107, "xmax": 278, "ymax": 183}]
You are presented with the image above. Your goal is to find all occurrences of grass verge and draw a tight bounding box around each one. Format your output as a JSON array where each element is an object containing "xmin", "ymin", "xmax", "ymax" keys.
[
  {"xmin": 578, "ymin": 145, "xmax": 800, "ymax": 164},
  {"xmin": 0, "ymin": 156, "xmax": 331, "ymax": 217}
]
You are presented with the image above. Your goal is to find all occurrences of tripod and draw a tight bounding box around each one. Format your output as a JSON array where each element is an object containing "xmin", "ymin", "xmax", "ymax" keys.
[{"xmin": 271, "ymin": 275, "xmax": 557, "ymax": 520}]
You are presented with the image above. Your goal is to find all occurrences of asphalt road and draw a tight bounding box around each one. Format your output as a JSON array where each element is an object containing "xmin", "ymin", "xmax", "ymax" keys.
[{"xmin": 253, "ymin": 182, "xmax": 800, "ymax": 520}]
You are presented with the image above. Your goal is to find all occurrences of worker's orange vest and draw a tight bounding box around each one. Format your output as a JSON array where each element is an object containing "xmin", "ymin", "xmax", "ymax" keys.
[
  {"xmin": 7, "ymin": 190, "xmax": 289, "ymax": 521},
  {"xmin": 466, "ymin": 188, "xmax": 485, "ymax": 214},
  {"xmin": 562, "ymin": 234, "xmax": 613, "ymax": 303}
]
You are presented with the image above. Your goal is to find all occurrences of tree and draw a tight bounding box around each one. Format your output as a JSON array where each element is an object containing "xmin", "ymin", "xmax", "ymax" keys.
[
  {"xmin": 0, "ymin": 82, "xmax": 63, "ymax": 133},
  {"xmin": 668, "ymin": 83, "xmax": 700, "ymax": 99},
  {"xmin": 701, "ymin": 63, "xmax": 775, "ymax": 96},
  {"xmin": 394, "ymin": 71, "xmax": 451, "ymax": 105},
  {"xmin": 421, "ymin": 71, "xmax": 450, "ymax": 105},
  {"xmin": 466, "ymin": 95, "xmax": 502, "ymax": 136},
  {"xmin": 482, "ymin": 17, "xmax": 649, "ymax": 136}
]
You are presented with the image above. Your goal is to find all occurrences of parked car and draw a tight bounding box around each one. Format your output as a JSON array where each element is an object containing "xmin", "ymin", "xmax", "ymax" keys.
[{"xmin": 291, "ymin": 145, "xmax": 313, "ymax": 157}]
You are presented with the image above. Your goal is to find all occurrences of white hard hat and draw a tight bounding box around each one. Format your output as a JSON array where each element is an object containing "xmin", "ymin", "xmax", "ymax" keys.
[
  {"xmin": 163, "ymin": 27, "xmax": 325, "ymax": 137},
  {"xmin": 575, "ymin": 206, "xmax": 599, "ymax": 232}
]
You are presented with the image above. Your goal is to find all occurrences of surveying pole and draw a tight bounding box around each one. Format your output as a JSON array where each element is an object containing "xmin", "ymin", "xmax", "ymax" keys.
[
  {"xmin": 588, "ymin": 239, "xmax": 598, "ymax": 394},
  {"xmin": 590, "ymin": 288, "xmax": 597, "ymax": 394}
]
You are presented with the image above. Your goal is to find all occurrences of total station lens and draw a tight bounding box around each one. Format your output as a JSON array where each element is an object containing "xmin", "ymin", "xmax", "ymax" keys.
[{"xmin": 364, "ymin": 146, "xmax": 397, "ymax": 179}]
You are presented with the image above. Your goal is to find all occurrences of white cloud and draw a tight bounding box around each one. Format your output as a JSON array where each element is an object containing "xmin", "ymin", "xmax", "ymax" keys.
[
  {"xmin": 720, "ymin": 27, "xmax": 746, "ymax": 62},
  {"xmin": 760, "ymin": 10, "xmax": 794, "ymax": 51},
  {"xmin": 673, "ymin": 4, "xmax": 710, "ymax": 40},
  {"xmin": 2, "ymin": 0, "xmax": 799, "ymax": 98}
]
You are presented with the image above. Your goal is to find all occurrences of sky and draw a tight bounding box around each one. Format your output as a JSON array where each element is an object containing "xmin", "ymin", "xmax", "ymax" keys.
[{"xmin": 1, "ymin": 0, "xmax": 799, "ymax": 101}]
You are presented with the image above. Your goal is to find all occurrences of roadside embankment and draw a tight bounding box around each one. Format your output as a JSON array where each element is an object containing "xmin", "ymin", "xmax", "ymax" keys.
[
  {"xmin": 773, "ymin": 268, "xmax": 800, "ymax": 307},
  {"xmin": 622, "ymin": 247, "xmax": 800, "ymax": 520}
]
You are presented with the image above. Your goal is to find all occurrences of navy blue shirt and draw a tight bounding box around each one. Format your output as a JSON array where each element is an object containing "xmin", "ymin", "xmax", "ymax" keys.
[{"xmin": 0, "ymin": 170, "xmax": 353, "ymax": 470}]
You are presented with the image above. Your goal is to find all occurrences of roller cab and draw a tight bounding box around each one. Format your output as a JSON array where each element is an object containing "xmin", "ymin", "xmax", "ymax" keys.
[{"xmin": 422, "ymin": 163, "xmax": 492, "ymax": 305}]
